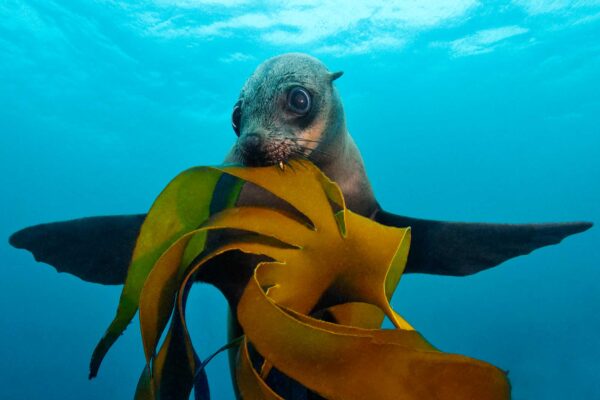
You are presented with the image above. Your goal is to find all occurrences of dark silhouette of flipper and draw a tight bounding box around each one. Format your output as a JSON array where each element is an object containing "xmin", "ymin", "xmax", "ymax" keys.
[
  {"xmin": 9, "ymin": 215, "xmax": 145, "ymax": 285},
  {"xmin": 8, "ymin": 212, "xmax": 593, "ymax": 284},
  {"xmin": 375, "ymin": 210, "xmax": 593, "ymax": 276}
]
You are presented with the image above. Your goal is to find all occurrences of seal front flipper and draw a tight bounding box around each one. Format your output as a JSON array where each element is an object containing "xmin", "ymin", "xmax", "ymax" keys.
[
  {"xmin": 374, "ymin": 210, "xmax": 593, "ymax": 276},
  {"xmin": 9, "ymin": 214, "xmax": 145, "ymax": 285}
]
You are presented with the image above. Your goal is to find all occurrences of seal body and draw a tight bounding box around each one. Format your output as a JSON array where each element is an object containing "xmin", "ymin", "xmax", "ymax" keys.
[{"xmin": 219, "ymin": 54, "xmax": 384, "ymax": 398}]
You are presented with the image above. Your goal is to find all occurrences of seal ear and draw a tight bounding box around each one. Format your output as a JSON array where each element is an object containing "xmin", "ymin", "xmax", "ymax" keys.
[{"xmin": 329, "ymin": 71, "xmax": 344, "ymax": 81}]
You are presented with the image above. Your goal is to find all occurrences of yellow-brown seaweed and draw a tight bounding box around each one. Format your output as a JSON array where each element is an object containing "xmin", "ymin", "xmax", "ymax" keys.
[{"xmin": 94, "ymin": 159, "xmax": 510, "ymax": 399}]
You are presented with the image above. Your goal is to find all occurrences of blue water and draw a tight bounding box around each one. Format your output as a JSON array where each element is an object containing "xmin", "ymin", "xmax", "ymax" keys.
[{"xmin": 1, "ymin": 1, "xmax": 599, "ymax": 399}]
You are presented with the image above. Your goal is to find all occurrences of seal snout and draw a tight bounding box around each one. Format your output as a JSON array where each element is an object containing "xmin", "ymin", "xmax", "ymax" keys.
[
  {"xmin": 240, "ymin": 132, "xmax": 262, "ymax": 151},
  {"xmin": 239, "ymin": 132, "xmax": 266, "ymax": 162},
  {"xmin": 238, "ymin": 131, "xmax": 270, "ymax": 166},
  {"xmin": 237, "ymin": 131, "xmax": 296, "ymax": 167},
  {"xmin": 230, "ymin": 52, "xmax": 347, "ymax": 168}
]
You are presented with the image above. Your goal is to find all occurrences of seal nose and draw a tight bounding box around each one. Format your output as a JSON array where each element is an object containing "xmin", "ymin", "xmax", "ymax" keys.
[
  {"xmin": 239, "ymin": 131, "xmax": 273, "ymax": 166},
  {"xmin": 240, "ymin": 132, "xmax": 263, "ymax": 151}
]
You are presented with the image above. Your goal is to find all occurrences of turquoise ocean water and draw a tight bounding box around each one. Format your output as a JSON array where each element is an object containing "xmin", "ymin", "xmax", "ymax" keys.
[{"xmin": 1, "ymin": 1, "xmax": 598, "ymax": 399}]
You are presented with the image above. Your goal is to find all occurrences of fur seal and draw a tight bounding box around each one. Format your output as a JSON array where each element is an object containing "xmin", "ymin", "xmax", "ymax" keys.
[
  {"xmin": 9, "ymin": 53, "xmax": 592, "ymax": 282},
  {"xmin": 7, "ymin": 52, "xmax": 593, "ymax": 397}
]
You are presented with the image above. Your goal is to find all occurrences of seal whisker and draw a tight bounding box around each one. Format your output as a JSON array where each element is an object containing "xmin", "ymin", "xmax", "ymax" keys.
[
  {"xmin": 292, "ymin": 138, "xmax": 325, "ymax": 145},
  {"xmin": 295, "ymin": 145, "xmax": 333, "ymax": 159},
  {"xmin": 290, "ymin": 148, "xmax": 311, "ymax": 160},
  {"xmin": 289, "ymin": 150, "xmax": 313, "ymax": 162}
]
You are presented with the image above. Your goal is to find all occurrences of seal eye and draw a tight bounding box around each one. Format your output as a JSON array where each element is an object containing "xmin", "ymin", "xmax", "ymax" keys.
[
  {"xmin": 287, "ymin": 86, "xmax": 311, "ymax": 115},
  {"xmin": 232, "ymin": 101, "xmax": 242, "ymax": 136}
]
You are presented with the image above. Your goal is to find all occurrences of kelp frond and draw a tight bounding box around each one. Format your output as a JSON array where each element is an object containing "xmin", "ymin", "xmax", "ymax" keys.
[{"xmin": 92, "ymin": 159, "xmax": 510, "ymax": 400}]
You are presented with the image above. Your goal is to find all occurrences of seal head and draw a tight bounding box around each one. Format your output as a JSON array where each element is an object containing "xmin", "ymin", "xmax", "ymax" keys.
[
  {"xmin": 229, "ymin": 53, "xmax": 345, "ymax": 168},
  {"xmin": 226, "ymin": 53, "xmax": 378, "ymax": 217}
]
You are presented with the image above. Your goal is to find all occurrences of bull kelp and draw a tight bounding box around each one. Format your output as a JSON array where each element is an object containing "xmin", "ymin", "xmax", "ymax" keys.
[{"xmin": 91, "ymin": 159, "xmax": 510, "ymax": 399}]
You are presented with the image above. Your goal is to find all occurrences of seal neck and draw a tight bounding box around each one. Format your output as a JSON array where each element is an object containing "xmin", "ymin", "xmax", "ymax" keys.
[{"xmin": 319, "ymin": 133, "xmax": 379, "ymax": 218}]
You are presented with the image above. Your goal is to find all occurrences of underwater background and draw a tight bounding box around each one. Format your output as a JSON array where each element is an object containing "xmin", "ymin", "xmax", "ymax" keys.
[{"xmin": 1, "ymin": 1, "xmax": 599, "ymax": 399}]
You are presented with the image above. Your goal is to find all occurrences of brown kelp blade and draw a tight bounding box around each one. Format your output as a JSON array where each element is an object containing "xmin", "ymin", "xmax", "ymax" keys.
[
  {"xmin": 145, "ymin": 160, "xmax": 509, "ymax": 398},
  {"xmin": 9, "ymin": 158, "xmax": 544, "ymax": 399},
  {"xmin": 90, "ymin": 168, "xmax": 242, "ymax": 378},
  {"xmin": 138, "ymin": 160, "xmax": 406, "ymax": 397},
  {"xmin": 133, "ymin": 163, "xmax": 321, "ymax": 397},
  {"xmin": 237, "ymin": 266, "xmax": 510, "ymax": 400}
]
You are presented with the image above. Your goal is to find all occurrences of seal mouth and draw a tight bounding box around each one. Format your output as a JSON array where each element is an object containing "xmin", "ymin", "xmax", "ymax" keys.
[{"xmin": 237, "ymin": 136, "xmax": 309, "ymax": 167}]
